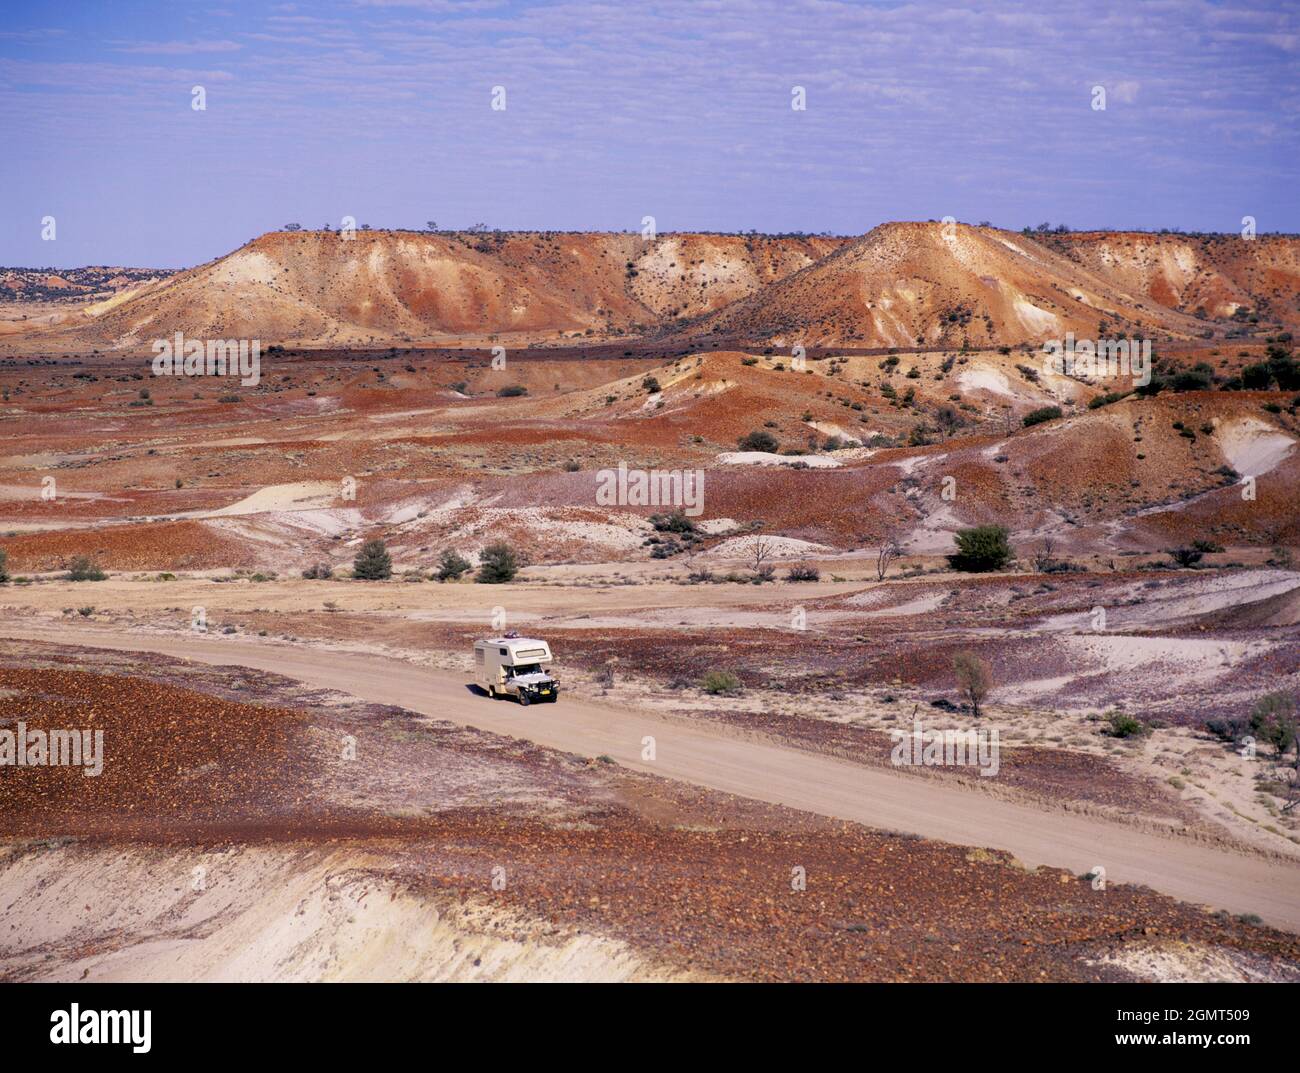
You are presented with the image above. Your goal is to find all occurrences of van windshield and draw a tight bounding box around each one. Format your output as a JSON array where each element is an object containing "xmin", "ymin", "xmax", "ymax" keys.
[{"xmin": 509, "ymin": 663, "xmax": 542, "ymax": 676}]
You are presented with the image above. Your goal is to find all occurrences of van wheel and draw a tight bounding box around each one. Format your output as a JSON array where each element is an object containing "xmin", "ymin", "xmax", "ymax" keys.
[{"xmin": 518, "ymin": 693, "xmax": 531, "ymax": 707}]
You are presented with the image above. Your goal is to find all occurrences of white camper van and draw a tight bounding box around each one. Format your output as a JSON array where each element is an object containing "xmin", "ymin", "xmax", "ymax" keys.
[{"xmin": 473, "ymin": 635, "xmax": 559, "ymax": 705}]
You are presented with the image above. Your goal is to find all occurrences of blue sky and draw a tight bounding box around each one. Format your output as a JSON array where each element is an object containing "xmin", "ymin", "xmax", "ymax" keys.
[{"xmin": 2, "ymin": 0, "xmax": 1297, "ymax": 268}]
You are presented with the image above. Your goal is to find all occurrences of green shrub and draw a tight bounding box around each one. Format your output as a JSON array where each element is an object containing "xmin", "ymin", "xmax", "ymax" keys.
[
  {"xmin": 1206, "ymin": 714, "xmax": 1250, "ymax": 744},
  {"xmin": 953, "ymin": 651, "xmax": 993, "ymax": 717},
  {"xmin": 1022, "ymin": 405, "xmax": 1063, "ymax": 427},
  {"xmin": 650, "ymin": 510, "xmax": 696, "ymax": 534},
  {"xmin": 1088, "ymin": 391, "xmax": 1129, "ymax": 409},
  {"xmin": 475, "ymin": 541, "xmax": 519, "ymax": 583},
  {"xmin": 352, "ymin": 539, "xmax": 393, "ymax": 580},
  {"xmin": 1171, "ymin": 367, "xmax": 1212, "ymax": 391},
  {"xmin": 496, "ymin": 385, "xmax": 528, "ymax": 397},
  {"xmin": 67, "ymin": 556, "xmax": 107, "ymax": 582},
  {"xmin": 1249, "ymin": 691, "xmax": 1298, "ymax": 757},
  {"xmin": 737, "ymin": 430, "xmax": 779, "ymax": 453},
  {"xmin": 701, "ymin": 670, "xmax": 741, "ymax": 695},
  {"xmin": 1103, "ymin": 711, "xmax": 1148, "ymax": 738},
  {"xmin": 435, "ymin": 549, "xmax": 472, "ymax": 581},
  {"xmin": 947, "ymin": 525, "xmax": 1013, "ymax": 573},
  {"xmin": 1168, "ymin": 546, "xmax": 1203, "ymax": 568}
]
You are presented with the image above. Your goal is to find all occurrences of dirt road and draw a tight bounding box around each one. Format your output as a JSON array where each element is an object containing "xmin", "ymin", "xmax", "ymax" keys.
[{"xmin": 9, "ymin": 623, "xmax": 1300, "ymax": 931}]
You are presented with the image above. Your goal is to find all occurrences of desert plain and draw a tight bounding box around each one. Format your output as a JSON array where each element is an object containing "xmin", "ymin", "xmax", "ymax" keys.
[{"xmin": 1, "ymin": 223, "xmax": 1299, "ymax": 982}]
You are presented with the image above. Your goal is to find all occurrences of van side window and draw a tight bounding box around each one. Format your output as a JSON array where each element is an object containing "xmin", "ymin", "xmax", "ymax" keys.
[{"xmin": 500, "ymin": 648, "xmax": 508, "ymax": 656}]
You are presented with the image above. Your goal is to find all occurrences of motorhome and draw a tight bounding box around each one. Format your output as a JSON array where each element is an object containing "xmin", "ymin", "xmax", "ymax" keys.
[{"xmin": 473, "ymin": 635, "xmax": 559, "ymax": 705}]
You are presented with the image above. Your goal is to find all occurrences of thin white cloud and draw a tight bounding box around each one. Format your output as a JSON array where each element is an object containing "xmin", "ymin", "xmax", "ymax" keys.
[{"xmin": 110, "ymin": 39, "xmax": 244, "ymax": 54}]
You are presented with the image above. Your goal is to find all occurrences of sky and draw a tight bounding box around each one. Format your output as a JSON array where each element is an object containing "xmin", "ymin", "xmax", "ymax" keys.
[{"xmin": 2, "ymin": 0, "xmax": 1297, "ymax": 268}]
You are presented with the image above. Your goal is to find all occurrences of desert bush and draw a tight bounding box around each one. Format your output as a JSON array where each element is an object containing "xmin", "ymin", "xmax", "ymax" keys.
[
  {"xmin": 701, "ymin": 670, "xmax": 741, "ymax": 695},
  {"xmin": 786, "ymin": 563, "xmax": 820, "ymax": 582},
  {"xmin": 1088, "ymin": 391, "xmax": 1129, "ymax": 409},
  {"xmin": 352, "ymin": 540, "xmax": 393, "ymax": 580},
  {"xmin": 476, "ymin": 541, "xmax": 519, "ymax": 583},
  {"xmin": 642, "ymin": 376, "xmax": 661, "ymax": 393},
  {"xmin": 67, "ymin": 556, "xmax": 106, "ymax": 582},
  {"xmin": 907, "ymin": 424, "xmax": 933, "ymax": 446},
  {"xmin": 934, "ymin": 405, "xmax": 965, "ymax": 434},
  {"xmin": 496, "ymin": 385, "xmax": 528, "ymax": 397},
  {"xmin": 1170, "ymin": 367, "xmax": 1213, "ymax": 391},
  {"xmin": 737, "ymin": 429, "xmax": 779, "ymax": 453},
  {"xmin": 0, "ymin": 548, "xmax": 7, "ymax": 584},
  {"xmin": 1206, "ymin": 714, "xmax": 1250, "ymax": 745},
  {"xmin": 1250, "ymin": 691, "xmax": 1298, "ymax": 757},
  {"xmin": 435, "ymin": 549, "xmax": 472, "ymax": 581},
  {"xmin": 947, "ymin": 525, "xmax": 1012, "ymax": 573},
  {"xmin": 1040, "ymin": 560, "xmax": 1084, "ymax": 574},
  {"xmin": 1022, "ymin": 405, "xmax": 1062, "ymax": 427},
  {"xmin": 650, "ymin": 510, "xmax": 696, "ymax": 534},
  {"xmin": 953, "ymin": 652, "xmax": 992, "ymax": 718},
  {"xmin": 1191, "ymin": 539, "xmax": 1224, "ymax": 554},
  {"xmin": 561, "ymin": 459, "xmax": 581, "ymax": 472},
  {"xmin": 1167, "ymin": 546, "xmax": 1203, "ymax": 568},
  {"xmin": 301, "ymin": 562, "xmax": 333, "ymax": 580},
  {"xmin": 1103, "ymin": 711, "xmax": 1149, "ymax": 738}
]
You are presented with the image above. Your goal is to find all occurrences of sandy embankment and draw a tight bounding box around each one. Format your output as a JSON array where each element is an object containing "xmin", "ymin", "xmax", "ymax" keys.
[{"xmin": 0, "ymin": 842, "xmax": 681, "ymax": 983}]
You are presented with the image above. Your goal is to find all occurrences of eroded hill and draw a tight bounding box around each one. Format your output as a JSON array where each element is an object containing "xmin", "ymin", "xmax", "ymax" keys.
[{"xmin": 5, "ymin": 224, "xmax": 1297, "ymax": 354}]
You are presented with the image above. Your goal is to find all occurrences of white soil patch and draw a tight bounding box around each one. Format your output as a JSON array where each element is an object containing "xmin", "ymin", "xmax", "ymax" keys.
[
  {"xmin": 1091, "ymin": 943, "xmax": 1300, "ymax": 983},
  {"xmin": 201, "ymin": 481, "xmax": 342, "ymax": 518},
  {"xmin": 957, "ymin": 366, "xmax": 1016, "ymax": 398},
  {"xmin": 716, "ymin": 451, "xmax": 842, "ymax": 468},
  {"xmin": 805, "ymin": 421, "xmax": 862, "ymax": 445},
  {"xmin": 1216, "ymin": 417, "xmax": 1295, "ymax": 476},
  {"xmin": 857, "ymin": 591, "xmax": 948, "ymax": 618},
  {"xmin": 704, "ymin": 534, "xmax": 837, "ymax": 560},
  {"xmin": 901, "ymin": 501, "xmax": 963, "ymax": 554},
  {"xmin": 432, "ymin": 506, "xmax": 650, "ymax": 554},
  {"xmin": 1012, "ymin": 299, "xmax": 1060, "ymax": 335}
]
